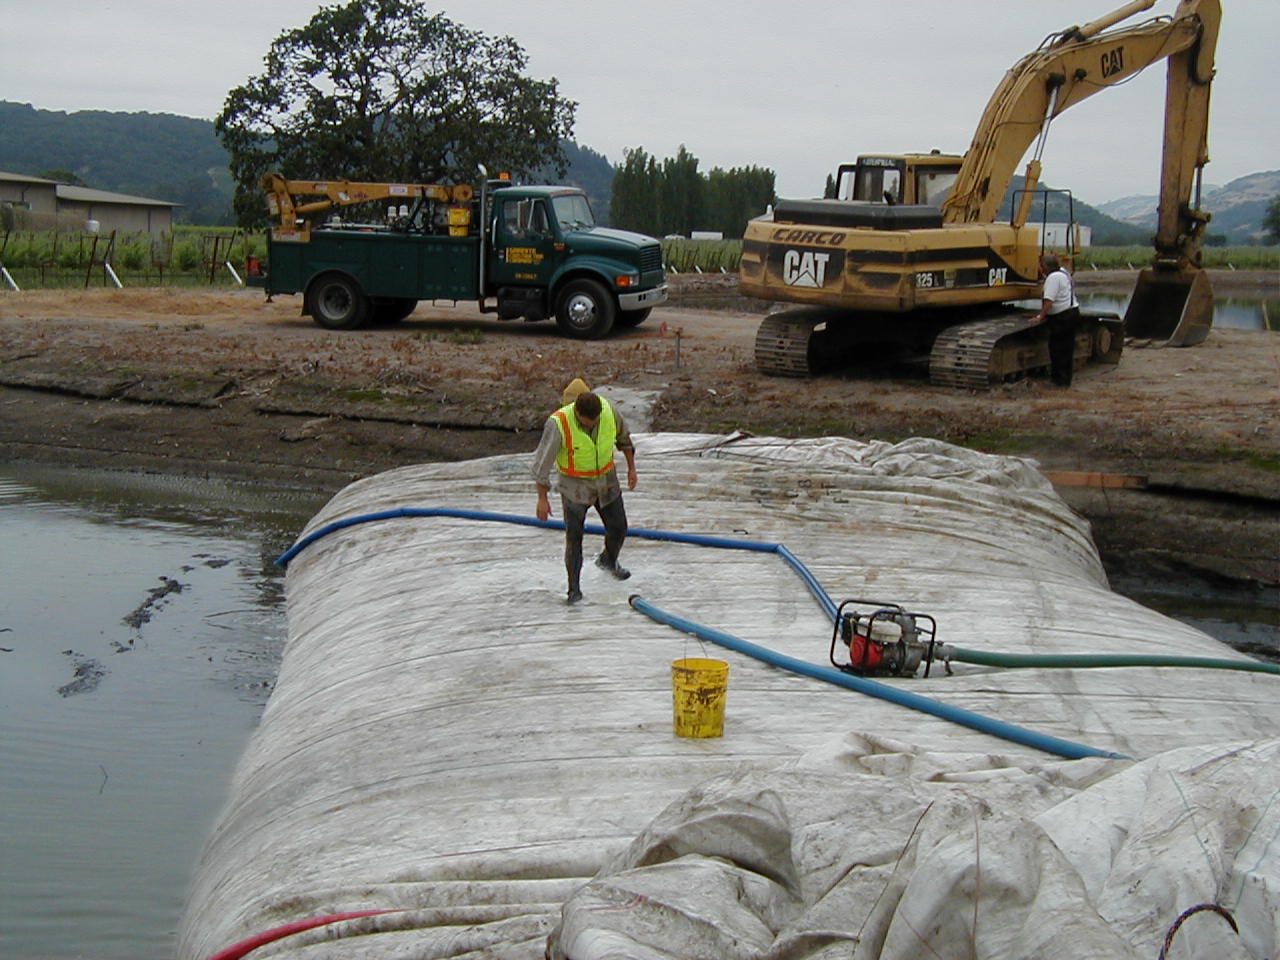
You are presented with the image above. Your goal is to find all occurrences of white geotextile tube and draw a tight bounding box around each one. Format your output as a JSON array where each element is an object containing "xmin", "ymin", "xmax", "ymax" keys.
[{"xmin": 179, "ymin": 434, "xmax": 1280, "ymax": 959}]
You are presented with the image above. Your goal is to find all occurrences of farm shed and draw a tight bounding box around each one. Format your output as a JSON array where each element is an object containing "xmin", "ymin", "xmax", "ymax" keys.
[{"xmin": 0, "ymin": 170, "xmax": 177, "ymax": 234}]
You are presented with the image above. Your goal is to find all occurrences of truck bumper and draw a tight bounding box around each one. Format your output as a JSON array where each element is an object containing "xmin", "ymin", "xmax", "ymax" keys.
[{"xmin": 619, "ymin": 283, "xmax": 668, "ymax": 312}]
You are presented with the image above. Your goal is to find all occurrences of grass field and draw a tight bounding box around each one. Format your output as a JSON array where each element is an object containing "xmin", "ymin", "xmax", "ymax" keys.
[
  {"xmin": 0, "ymin": 227, "xmax": 264, "ymax": 289},
  {"xmin": 2, "ymin": 226, "xmax": 1275, "ymax": 289}
]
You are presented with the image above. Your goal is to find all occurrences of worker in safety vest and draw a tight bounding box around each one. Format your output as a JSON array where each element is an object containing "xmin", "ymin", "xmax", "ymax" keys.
[{"xmin": 531, "ymin": 378, "xmax": 637, "ymax": 604}]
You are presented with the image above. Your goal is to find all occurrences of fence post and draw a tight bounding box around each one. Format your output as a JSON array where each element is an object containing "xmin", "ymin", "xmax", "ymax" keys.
[
  {"xmin": 83, "ymin": 231, "xmax": 122, "ymax": 289},
  {"xmin": 0, "ymin": 231, "xmax": 19, "ymax": 291}
]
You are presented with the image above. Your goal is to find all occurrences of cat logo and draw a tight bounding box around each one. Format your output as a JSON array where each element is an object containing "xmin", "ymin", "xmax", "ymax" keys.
[
  {"xmin": 1101, "ymin": 47, "xmax": 1125, "ymax": 79},
  {"xmin": 782, "ymin": 249, "xmax": 832, "ymax": 288}
]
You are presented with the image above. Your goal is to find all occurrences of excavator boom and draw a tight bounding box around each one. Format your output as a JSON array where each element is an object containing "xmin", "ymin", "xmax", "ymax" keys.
[
  {"xmin": 943, "ymin": 0, "xmax": 1215, "ymax": 228},
  {"xmin": 941, "ymin": 0, "xmax": 1219, "ymax": 346},
  {"xmin": 1127, "ymin": 0, "xmax": 1219, "ymax": 344}
]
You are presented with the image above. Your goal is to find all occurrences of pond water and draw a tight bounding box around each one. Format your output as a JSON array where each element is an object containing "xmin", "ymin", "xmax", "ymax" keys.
[
  {"xmin": 0, "ymin": 466, "xmax": 327, "ymax": 960},
  {"xmin": 1078, "ymin": 291, "xmax": 1279, "ymax": 331},
  {"xmin": 0, "ymin": 464, "xmax": 1275, "ymax": 959}
]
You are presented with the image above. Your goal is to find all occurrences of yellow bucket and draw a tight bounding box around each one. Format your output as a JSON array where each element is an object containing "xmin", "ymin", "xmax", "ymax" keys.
[{"xmin": 671, "ymin": 658, "xmax": 729, "ymax": 738}]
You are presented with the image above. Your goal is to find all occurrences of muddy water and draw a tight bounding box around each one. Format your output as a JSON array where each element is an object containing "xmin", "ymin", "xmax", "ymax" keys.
[
  {"xmin": 0, "ymin": 466, "xmax": 328, "ymax": 960},
  {"xmin": 1, "ymin": 464, "xmax": 1275, "ymax": 959}
]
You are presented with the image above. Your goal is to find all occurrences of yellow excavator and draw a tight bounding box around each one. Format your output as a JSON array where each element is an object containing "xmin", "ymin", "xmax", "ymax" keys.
[{"xmin": 740, "ymin": 0, "xmax": 1219, "ymax": 387}]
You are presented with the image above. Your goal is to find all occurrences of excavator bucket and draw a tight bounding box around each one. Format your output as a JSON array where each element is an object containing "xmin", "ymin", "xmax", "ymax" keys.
[{"xmin": 1123, "ymin": 266, "xmax": 1214, "ymax": 346}]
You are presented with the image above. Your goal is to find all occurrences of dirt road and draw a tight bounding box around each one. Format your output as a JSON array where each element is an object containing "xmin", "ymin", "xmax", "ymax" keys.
[{"xmin": 1, "ymin": 273, "xmax": 1277, "ymax": 586}]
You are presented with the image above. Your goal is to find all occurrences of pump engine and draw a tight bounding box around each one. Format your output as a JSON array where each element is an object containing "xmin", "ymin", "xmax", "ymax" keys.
[{"xmin": 830, "ymin": 599, "xmax": 949, "ymax": 678}]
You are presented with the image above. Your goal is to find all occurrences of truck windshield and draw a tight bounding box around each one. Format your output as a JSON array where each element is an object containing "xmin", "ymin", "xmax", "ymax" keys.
[{"xmin": 551, "ymin": 194, "xmax": 595, "ymax": 230}]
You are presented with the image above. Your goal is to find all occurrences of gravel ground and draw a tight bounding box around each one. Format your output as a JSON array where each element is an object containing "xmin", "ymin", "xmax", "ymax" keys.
[{"xmin": 1, "ymin": 271, "xmax": 1277, "ymax": 586}]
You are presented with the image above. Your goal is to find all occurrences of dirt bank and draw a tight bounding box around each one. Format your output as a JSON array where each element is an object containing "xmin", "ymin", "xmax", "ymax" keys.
[{"xmin": 1, "ymin": 271, "xmax": 1277, "ymax": 587}]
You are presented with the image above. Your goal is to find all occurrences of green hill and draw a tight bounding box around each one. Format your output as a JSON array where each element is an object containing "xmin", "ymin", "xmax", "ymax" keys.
[
  {"xmin": 0, "ymin": 101, "xmax": 617, "ymax": 226},
  {"xmin": 0, "ymin": 101, "xmax": 235, "ymax": 223},
  {"xmin": 1096, "ymin": 171, "xmax": 1280, "ymax": 243}
]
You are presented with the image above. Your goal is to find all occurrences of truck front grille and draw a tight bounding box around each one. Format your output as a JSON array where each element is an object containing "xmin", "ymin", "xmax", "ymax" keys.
[{"xmin": 639, "ymin": 244, "xmax": 663, "ymax": 274}]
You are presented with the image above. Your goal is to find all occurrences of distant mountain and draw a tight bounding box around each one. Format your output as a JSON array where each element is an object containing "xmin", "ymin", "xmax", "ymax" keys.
[
  {"xmin": 538, "ymin": 141, "xmax": 616, "ymax": 225},
  {"xmin": 995, "ymin": 175, "xmax": 1150, "ymax": 245},
  {"xmin": 1096, "ymin": 170, "xmax": 1280, "ymax": 243},
  {"xmin": 0, "ymin": 101, "xmax": 616, "ymax": 226}
]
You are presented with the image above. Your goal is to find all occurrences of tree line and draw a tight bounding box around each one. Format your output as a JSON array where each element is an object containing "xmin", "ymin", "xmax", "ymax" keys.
[{"xmin": 609, "ymin": 145, "xmax": 775, "ymax": 239}]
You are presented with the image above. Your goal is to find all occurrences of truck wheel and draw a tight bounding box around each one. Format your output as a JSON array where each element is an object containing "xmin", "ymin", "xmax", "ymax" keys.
[
  {"xmin": 371, "ymin": 297, "xmax": 417, "ymax": 325},
  {"xmin": 616, "ymin": 307, "xmax": 651, "ymax": 328},
  {"xmin": 307, "ymin": 273, "xmax": 370, "ymax": 330},
  {"xmin": 555, "ymin": 278, "xmax": 615, "ymax": 340}
]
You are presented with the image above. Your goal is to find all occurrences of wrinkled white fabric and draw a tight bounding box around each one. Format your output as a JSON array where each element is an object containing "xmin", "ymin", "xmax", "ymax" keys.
[
  {"xmin": 179, "ymin": 435, "xmax": 1280, "ymax": 960},
  {"xmin": 550, "ymin": 738, "xmax": 1279, "ymax": 959}
]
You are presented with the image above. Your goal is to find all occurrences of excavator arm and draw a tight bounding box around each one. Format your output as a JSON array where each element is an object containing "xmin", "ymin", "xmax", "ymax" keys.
[
  {"xmin": 942, "ymin": 0, "xmax": 1219, "ymax": 345},
  {"xmin": 943, "ymin": 0, "xmax": 1217, "ymax": 227}
]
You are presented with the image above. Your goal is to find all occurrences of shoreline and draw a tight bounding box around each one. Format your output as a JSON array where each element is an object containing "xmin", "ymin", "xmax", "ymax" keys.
[{"xmin": 2, "ymin": 275, "xmax": 1277, "ymax": 589}]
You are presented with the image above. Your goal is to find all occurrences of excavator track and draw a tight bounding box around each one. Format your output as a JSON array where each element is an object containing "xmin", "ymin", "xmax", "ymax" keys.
[
  {"xmin": 755, "ymin": 309, "xmax": 1122, "ymax": 387},
  {"xmin": 928, "ymin": 315, "xmax": 1043, "ymax": 389},
  {"xmin": 754, "ymin": 312, "xmax": 822, "ymax": 377}
]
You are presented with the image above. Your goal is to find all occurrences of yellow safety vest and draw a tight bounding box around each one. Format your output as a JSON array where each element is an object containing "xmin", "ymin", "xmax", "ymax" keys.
[{"xmin": 553, "ymin": 399, "xmax": 616, "ymax": 477}]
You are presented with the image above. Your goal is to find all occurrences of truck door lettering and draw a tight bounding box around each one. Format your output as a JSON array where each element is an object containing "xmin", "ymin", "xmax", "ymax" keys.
[
  {"xmin": 782, "ymin": 250, "xmax": 832, "ymax": 288},
  {"xmin": 505, "ymin": 247, "xmax": 544, "ymax": 265},
  {"xmin": 1101, "ymin": 47, "xmax": 1124, "ymax": 78}
]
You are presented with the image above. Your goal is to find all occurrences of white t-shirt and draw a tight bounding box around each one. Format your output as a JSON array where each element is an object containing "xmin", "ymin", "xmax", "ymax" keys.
[{"xmin": 1042, "ymin": 269, "xmax": 1078, "ymax": 315}]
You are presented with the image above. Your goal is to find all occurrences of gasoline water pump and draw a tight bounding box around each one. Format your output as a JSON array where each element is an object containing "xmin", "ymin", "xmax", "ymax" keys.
[{"xmin": 830, "ymin": 598, "xmax": 949, "ymax": 677}]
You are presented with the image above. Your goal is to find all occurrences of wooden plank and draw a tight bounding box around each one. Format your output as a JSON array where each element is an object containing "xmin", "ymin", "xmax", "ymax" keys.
[{"xmin": 1043, "ymin": 470, "xmax": 1147, "ymax": 489}]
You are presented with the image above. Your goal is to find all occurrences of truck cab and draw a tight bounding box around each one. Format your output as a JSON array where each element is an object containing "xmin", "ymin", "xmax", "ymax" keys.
[{"xmin": 486, "ymin": 184, "xmax": 667, "ymax": 338}]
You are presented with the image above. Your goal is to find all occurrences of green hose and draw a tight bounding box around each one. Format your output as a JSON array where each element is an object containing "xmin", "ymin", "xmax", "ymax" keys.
[{"xmin": 950, "ymin": 648, "xmax": 1280, "ymax": 675}]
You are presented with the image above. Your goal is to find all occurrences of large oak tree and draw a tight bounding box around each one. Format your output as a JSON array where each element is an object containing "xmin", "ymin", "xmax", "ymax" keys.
[{"xmin": 217, "ymin": 0, "xmax": 576, "ymax": 225}]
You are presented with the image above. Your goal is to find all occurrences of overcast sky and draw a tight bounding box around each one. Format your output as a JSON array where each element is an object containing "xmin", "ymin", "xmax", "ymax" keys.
[{"xmin": 2, "ymin": 0, "xmax": 1275, "ymax": 205}]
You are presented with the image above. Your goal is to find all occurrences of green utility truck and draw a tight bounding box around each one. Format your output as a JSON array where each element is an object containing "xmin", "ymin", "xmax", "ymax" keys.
[{"xmin": 250, "ymin": 171, "xmax": 668, "ymax": 339}]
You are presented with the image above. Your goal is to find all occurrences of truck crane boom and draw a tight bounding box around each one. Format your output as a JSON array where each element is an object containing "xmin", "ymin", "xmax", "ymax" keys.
[{"xmin": 261, "ymin": 173, "xmax": 475, "ymax": 239}]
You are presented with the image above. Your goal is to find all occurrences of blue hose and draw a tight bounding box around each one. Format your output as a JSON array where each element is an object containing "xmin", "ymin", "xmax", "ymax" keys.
[
  {"xmin": 629, "ymin": 594, "xmax": 1129, "ymax": 761},
  {"xmin": 276, "ymin": 508, "xmax": 552, "ymax": 568},
  {"xmin": 277, "ymin": 509, "xmax": 835, "ymax": 619},
  {"xmin": 273, "ymin": 506, "xmax": 1202, "ymax": 760}
]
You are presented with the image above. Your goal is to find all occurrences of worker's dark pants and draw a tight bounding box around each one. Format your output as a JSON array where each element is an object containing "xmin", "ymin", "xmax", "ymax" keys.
[
  {"xmin": 1047, "ymin": 307, "xmax": 1081, "ymax": 386},
  {"xmin": 561, "ymin": 494, "xmax": 628, "ymax": 591}
]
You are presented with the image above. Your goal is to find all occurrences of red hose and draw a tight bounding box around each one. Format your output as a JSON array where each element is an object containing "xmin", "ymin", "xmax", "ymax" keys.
[{"xmin": 206, "ymin": 909, "xmax": 401, "ymax": 960}]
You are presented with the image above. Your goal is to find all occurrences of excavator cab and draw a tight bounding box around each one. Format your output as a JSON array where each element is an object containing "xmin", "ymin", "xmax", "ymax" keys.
[{"xmin": 833, "ymin": 154, "xmax": 963, "ymax": 206}]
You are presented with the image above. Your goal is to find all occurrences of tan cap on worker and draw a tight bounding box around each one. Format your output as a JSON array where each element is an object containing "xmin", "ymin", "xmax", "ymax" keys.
[{"xmin": 562, "ymin": 378, "xmax": 590, "ymax": 405}]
